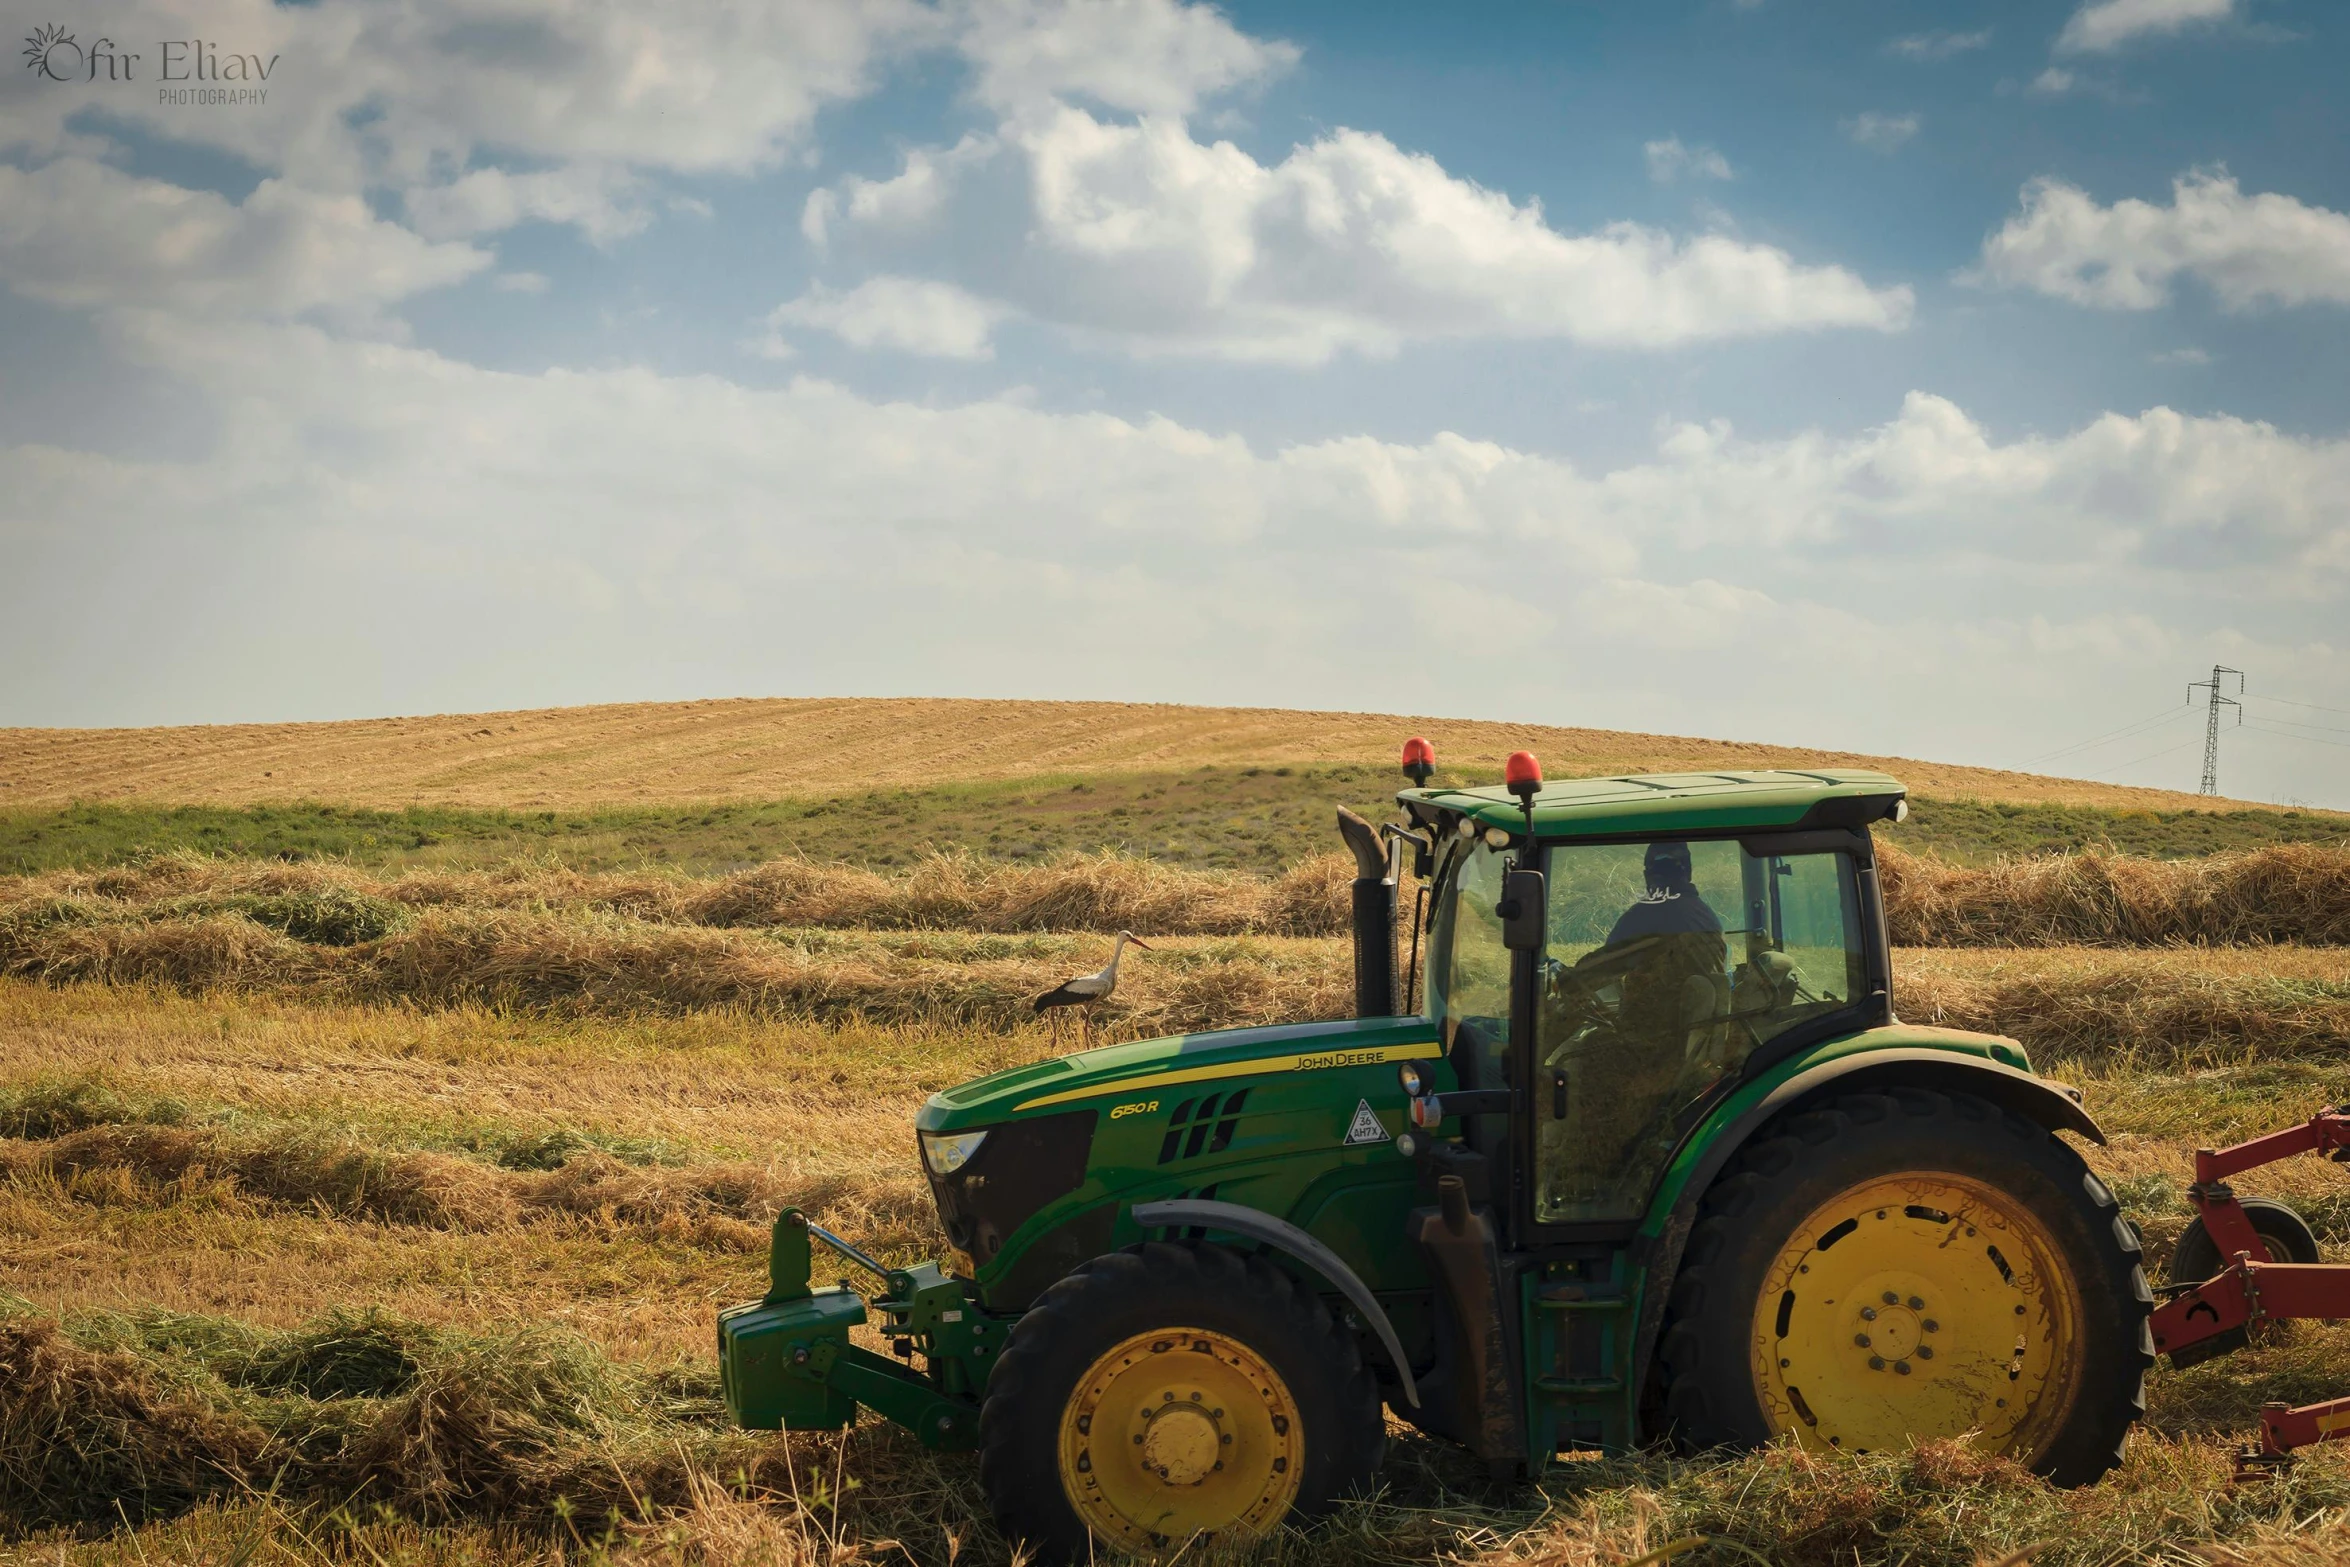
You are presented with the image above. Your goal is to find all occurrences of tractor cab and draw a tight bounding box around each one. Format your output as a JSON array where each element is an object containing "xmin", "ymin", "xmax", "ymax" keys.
[{"xmin": 1403, "ymin": 768, "xmax": 1899, "ymax": 1244}]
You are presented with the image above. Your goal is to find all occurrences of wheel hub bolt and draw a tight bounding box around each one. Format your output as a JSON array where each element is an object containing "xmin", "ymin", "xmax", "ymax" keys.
[
  {"xmin": 1854, "ymin": 1333, "xmax": 1871, "ymax": 1347},
  {"xmin": 1894, "ymin": 1361, "xmax": 1913, "ymax": 1376},
  {"xmin": 1917, "ymin": 1346, "xmax": 1934, "ymax": 1360},
  {"xmin": 1868, "ymin": 1355, "xmax": 1886, "ymax": 1370},
  {"xmin": 1860, "ymin": 1307, "xmax": 1878, "ymax": 1321},
  {"xmin": 1882, "ymin": 1291, "xmax": 1899, "ymax": 1305},
  {"xmin": 1908, "ymin": 1297, "xmax": 1924, "ymax": 1310},
  {"xmin": 1922, "ymin": 1319, "xmax": 1938, "ymax": 1333}
]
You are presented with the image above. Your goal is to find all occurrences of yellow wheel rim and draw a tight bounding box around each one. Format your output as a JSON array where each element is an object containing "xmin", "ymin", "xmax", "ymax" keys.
[
  {"xmin": 1057, "ymin": 1327, "xmax": 1303, "ymax": 1549},
  {"xmin": 1750, "ymin": 1173, "xmax": 2082, "ymax": 1460}
]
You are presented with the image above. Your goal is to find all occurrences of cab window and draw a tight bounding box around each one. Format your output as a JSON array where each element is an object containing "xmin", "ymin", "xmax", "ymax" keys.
[
  {"xmin": 1534, "ymin": 837, "xmax": 1864, "ymax": 1224},
  {"xmin": 1426, "ymin": 840, "xmax": 1511, "ymax": 1091}
]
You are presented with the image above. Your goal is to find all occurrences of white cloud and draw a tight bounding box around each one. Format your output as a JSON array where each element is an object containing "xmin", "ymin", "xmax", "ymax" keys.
[
  {"xmin": 1, "ymin": 0, "xmax": 1905, "ymax": 367},
  {"xmin": 2056, "ymin": 0, "xmax": 2233, "ymax": 55},
  {"xmin": 767, "ymin": 276, "xmax": 1007, "ymax": 359},
  {"xmin": 494, "ymin": 271, "xmax": 550, "ymax": 294},
  {"xmin": 0, "ymin": 0, "xmax": 950, "ymax": 377},
  {"xmin": 6, "ymin": 323, "xmax": 2344, "ymax": 798},
  {"xmin": 808, "ymin": 109, "xmax": 1911, "ymax": 362},
  {"xmin": 2030, "ymin": 67, "xmax": 2078, "ymax": 94},
  {"xmin": 803, "ymin": 134, "xmax": 998, "ymax": 247},
  {"xmin": 0, "ymin": 0, "xmax": 937, "ymax": 237},
  {"xmin": 1840, "ymin": 112, "xmax": 1920, "ymax": 153},
  {"xmin": 1889, "ymin": 29, "xmax": 1992, "ymax": 60},
  {"xmin": 404, "ymin": 165, "xmax": 650, "ymax": 245},
  {"xmin": 956, "ymin": 0, "xmax": 1297, "ymax": 116},
  {"xmin": 1975, "ymin": 171, "xmax": 2350, "ymax": 311},
  {"xmin": 0, "ymin": 158, "xmax": 487, "ymax": 319},
  {"xmin": 1644, "ymin": 138, "xmax": 1733, "ymax": 184},
  {"xmin": 2150, "ymin": 346, "xmax": 2211, "ymax": 365}
]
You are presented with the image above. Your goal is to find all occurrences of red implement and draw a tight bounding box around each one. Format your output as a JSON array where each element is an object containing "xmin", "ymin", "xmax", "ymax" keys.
[{"xmin": 2147, "ymin": 1108, "xmax": 2350, "ymax": 1464}]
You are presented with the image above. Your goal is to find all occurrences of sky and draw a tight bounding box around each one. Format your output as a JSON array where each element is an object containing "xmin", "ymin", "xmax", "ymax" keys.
[{"xmin": 1, "ymin": 0, "xmax": 2346, "ymax": 807}]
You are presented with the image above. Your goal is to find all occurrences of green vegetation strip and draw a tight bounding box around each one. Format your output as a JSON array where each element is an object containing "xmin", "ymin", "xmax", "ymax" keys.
[
  {"xmin": 6, "ymin": 774, "xmax": 2343, "ymax": 877},
  {"xmin": 0, "ymin": 765, "xmax": 1413, "ymax": 877}
]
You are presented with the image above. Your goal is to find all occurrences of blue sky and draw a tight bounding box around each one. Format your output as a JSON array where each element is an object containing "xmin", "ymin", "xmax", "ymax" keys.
[{"xmin": 1, "ymin": 0, "xmax": 2346, "ymax": 805}]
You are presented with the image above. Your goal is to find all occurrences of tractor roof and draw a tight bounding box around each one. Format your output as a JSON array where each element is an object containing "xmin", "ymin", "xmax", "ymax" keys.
[{"xmin": 1401, "ymin": 768, "xmax": 1905, "ymax": 840}]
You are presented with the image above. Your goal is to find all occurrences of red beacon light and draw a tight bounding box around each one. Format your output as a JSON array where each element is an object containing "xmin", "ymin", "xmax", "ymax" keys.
[
  {"xmin": 1503, "ymin": 749, "xmax": 1543, "ymax": 803},
  {"xmin": 1400, "ymin": 736, "xmax": 1435, "ymax": 787}
]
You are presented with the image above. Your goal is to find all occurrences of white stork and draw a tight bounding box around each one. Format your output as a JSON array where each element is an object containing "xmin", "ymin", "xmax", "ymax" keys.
[{"xmin": 1032, "ymin": 930, "xmax": 1151, "ymax": 1048}]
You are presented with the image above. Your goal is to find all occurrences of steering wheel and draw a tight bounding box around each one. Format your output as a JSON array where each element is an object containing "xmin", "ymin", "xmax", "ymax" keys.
[{"xmin": 1541, "ymin": 934, "xmax": 1669, "ymax": 1037}]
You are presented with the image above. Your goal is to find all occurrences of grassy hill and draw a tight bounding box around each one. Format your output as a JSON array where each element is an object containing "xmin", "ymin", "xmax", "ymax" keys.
[
  {"xmin": 0, "ymin": 695, "xmax": 2298, "ymax": 812},
  {"xmin": 4, "ymin": 770, "xmax": 2347, "ymax": 876},
  {"xmin": 6, "ymin": 697, "xmax": 2343, "ymax": 875}
]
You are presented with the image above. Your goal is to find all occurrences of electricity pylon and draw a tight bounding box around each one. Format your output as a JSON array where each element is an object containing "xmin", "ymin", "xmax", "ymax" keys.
[{"xmin": 2188, "ymin": 665, "xmax": 2243, "ymax": 796}]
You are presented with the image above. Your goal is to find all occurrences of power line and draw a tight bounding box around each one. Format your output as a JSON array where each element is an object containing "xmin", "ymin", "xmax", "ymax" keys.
[
  {"xmin": 2248, "ymin": 693, "xmax": 2350, "ymax": 720},
  {"xmin": 2244, "ymin": 711, "xmax": 2350, "ymax": 739},
  {"xmin": 2081, "ymin": 736, "xmax": 2202, "ymax": 781},
  {"xmin": 2022, "ymin": 701, "xmax": 2193, "ymax": 766},
  {"xmin": 2188, "ymin": 665, "xmax": 2244, "ymax": 796},
  {"xmin": 2243, "ymin": 721, "xmax": 2350, "ymax": 752}
]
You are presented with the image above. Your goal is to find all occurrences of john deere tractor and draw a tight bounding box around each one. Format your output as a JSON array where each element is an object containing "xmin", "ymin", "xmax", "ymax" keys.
[{"xmin": 720, "ymin": 751, "xmax": 2152, "ymax": 1556}]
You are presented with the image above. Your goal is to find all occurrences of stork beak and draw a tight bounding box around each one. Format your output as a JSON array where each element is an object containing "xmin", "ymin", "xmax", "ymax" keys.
[{"xmin": 1127, "ymin": 936, "xmax": 1153, "ymax": 950}]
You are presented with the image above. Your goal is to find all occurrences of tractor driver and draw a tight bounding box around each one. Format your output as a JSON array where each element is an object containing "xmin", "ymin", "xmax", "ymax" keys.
[
  {"xmin": 1602, "ymin": 839, "xmax": 1731, "ymax": 1055},
  {"xmin": 1538, "ymin": 841, "xmax": 1734, "ymax": 1216},
  {"xmin": 1609, "ymin": 841, "xmax": 1721, "ymax": 939}
]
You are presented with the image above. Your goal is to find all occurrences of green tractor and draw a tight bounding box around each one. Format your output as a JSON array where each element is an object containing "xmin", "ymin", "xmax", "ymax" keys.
[{"xmin": 720, "ymin": 749, "xmax": 2153, "ymax": 1556}]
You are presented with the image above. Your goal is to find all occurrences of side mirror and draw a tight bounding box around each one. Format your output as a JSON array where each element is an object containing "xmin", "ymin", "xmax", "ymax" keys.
[{"xmin": 1497, "ymin": 868, "xmax": 1546, "ymax": 951}]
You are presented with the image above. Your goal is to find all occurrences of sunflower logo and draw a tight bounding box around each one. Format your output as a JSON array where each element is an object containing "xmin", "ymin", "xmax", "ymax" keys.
[{"xmin": 22, "ymin": 23, "xmax": 80, "ymax": 80}]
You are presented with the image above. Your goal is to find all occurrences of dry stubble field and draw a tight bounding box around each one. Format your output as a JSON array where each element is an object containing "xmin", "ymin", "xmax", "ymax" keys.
[{"xmin": 5, "ymin": 700, "xmax": 2350, "ymax": 1566}]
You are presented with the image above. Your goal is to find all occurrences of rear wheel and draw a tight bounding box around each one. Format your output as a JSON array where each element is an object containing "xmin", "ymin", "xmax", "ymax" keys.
[
  {"xmin": 979, "ymin": 1242, "xmax": 1384, "ymax": 1561},
  {"xmin": 1659, "ymin": 1088, "xmax": 2152, "ymax": 1484}
]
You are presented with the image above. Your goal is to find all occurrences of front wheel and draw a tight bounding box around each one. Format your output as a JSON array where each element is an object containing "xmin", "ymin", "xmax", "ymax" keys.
[
  {"xmin": 1659, "ymin": 1088, "xmax": 2152, "ymax": 1484},
  {"xmin": 979, "ymin": 1241, "xmax": 1385, "ymax": 1561}
]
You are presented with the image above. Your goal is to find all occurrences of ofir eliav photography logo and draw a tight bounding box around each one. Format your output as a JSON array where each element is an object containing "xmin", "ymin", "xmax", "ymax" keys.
[{"xmin": 22, "ymin": 22, "xmax": 278, "ymax": 105}]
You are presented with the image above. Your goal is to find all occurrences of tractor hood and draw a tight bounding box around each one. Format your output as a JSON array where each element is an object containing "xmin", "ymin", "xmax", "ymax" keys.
[{"xmin": 916, "ymin": 1014, "xmax": 1439, "ymax": 1134}]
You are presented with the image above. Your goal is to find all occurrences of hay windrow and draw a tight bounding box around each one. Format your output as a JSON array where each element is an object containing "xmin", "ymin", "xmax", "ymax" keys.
[
  {"xmin": 0, "ymin": 1306, "xmax": 824, "ymax": 1537},
  {"xmin": 0, "ymin": 1316, "xmax": 272, "ymax": 1529},
  {"xmin": 1897, "ymin": 947, "xmax": 2350, "ymax": 1069},
  {"xmin": 0, "ymin": 1121, "xmax": 940, "ymax": 1254},
  {"xmin": 8, "ymin": 1299, "xmax": 2350, "ymax": 1563},
  {"xmin": 14, "ymin": 840, "xmax": 2350, "ymax": 958},
  {"xmin": 0, "ymin": 901, "xmax": 1352, "ymax": 1034},
  {"xmin": 3, "ymin": 906, "xmax": 2347, "ymax": 1066},
  {"xmin": 8, "ymin": 848, "xmax": 1357, "ymax": 939},
  {"xmin": 1882, "ymin": 841, "xmax": 2350, "ymax": 947}
]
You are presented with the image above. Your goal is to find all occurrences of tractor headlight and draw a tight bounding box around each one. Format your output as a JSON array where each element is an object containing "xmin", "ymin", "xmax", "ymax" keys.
[
  {"xmin": 921, "ymin": 1128, "xmax": 990, "ymax": 1177},
  {"xmin": 1398, "ymin": 1062, "xmax": 1426, "ymax": 1097}
]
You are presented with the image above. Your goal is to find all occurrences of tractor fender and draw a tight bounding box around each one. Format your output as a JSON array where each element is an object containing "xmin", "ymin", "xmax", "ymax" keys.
[
  {"xmin": 1131, "ymin": 1198, "xmax": 1420, "ymax": 1409},
  {"xmin": 1627, "ymin": 1050, "xmax": 2104, "ymax": 1430}
]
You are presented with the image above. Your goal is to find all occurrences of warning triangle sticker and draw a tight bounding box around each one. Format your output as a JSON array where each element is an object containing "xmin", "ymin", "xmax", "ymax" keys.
[{"xmin": 1344, "ymin": 1099, "xmax": 1389, "ymax": 1146}]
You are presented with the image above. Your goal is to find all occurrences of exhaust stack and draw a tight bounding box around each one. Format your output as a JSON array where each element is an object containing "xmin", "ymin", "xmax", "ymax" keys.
[{"xmin": 1337, "ymin": 806, "xmax": 1395, "ymax": 1018}]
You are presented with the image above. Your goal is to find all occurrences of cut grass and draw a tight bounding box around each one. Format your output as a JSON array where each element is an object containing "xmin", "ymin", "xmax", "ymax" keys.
[
  {"xmin": 3, "ymin": 895, "xmax": 2346, "ymax": 1068},
  {"xmin": 1883, "ymin": 842, "xmax": 2350, "ymax": 947},
  {"xmin": 14, "ymin": 1291, "xmax": 2350, "ymax": 1564},
  {"xmin": 1899, "ymin": 945, "xmax": 2350, "ymax": 1071},
  {"xmin": 7, "ymin": 844, "xmax": 1358, "ymax": 935},
  {"xmin": 8, "ymin": 981, "xmax": 2350, "ymax": 1561},
  {"xmin": 15, "ymin": 841, "xmax": 2350, "ymax": 970}
]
